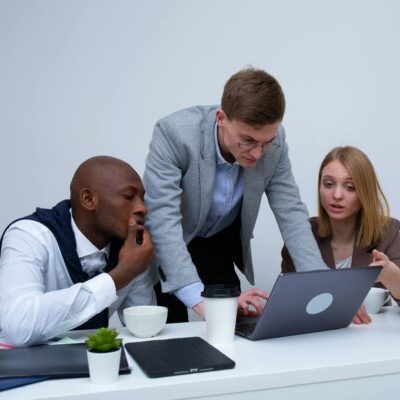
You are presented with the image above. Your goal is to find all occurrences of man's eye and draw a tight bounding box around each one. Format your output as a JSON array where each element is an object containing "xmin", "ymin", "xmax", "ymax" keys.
[{"xmin": 123, "ymin": 194, "xmax": 134, "ymax": 200}]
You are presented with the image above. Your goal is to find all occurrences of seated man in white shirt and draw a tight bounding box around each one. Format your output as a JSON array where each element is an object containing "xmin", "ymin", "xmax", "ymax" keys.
[{"xmin": 0, "ymin": 156, "xmax": 155, "ymax": 347}]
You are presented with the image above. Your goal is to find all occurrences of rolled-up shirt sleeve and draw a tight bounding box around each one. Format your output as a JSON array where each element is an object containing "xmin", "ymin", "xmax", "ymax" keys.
[{"xmin": 174, "ymin": 281, "xmax": 204, "ymax": 309}]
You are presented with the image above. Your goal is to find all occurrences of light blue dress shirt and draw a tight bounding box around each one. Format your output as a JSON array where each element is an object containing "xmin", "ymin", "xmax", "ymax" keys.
[{"xmin": 198, "ymin": 124, "xmax": 244, "ymax": 237}]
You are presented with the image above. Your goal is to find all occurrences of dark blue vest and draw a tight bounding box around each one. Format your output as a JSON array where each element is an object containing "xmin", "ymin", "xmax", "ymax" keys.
[{"xmin": 0, "ymin": 200, "xmax": 123, "ymax": 329}]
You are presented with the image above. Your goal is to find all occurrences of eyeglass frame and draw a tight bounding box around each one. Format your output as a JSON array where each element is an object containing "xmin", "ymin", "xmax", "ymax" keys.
[{"xmin": 236, "ymin": 136, "xmax": 274, "ymax": 153}]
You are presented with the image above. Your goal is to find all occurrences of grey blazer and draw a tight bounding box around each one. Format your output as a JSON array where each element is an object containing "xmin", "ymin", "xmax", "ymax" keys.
[{"xmin": 143, "ymin": 105, "xmax": 327, "ymax": 292}]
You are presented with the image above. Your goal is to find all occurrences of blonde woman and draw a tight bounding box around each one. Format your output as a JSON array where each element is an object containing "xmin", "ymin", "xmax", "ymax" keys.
[{"xmin": 281, "ymin": 146, "xmax": 400, "ymax": 322}]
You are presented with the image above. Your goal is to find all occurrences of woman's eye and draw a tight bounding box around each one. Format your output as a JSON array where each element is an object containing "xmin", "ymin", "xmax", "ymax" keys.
[{"xmin": 323, "ymin": 181, "xmax": 334, "ymax": 188}]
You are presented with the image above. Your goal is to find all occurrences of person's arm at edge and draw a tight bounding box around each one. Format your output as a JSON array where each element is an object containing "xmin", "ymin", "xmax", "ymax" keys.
[{"xmin": 371, "ymin": 249, "xmax": 400, "ymax": 301}]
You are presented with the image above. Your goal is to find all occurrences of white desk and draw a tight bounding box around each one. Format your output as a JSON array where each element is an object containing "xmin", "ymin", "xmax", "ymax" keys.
[{"xmin": 2, "ymin": 307, "xmax": 400, "ymax": 400}]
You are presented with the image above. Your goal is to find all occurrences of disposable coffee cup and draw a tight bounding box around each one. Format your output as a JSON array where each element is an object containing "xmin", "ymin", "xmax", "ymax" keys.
[
  {"xmin": 364, "ymin": 287, "xmax": 390, "ymax": 314},
  {"xmin": 201, "ymin": 284, "xmax": 240, "ymax": 344}
]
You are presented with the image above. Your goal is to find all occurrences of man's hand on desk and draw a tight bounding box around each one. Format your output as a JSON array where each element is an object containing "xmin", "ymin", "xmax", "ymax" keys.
[
  {"xmin": 193, "ymin": 302, "xmax": 205, "ymax": 318},
  {"xmin": 352, "ymin": 304, "xmax": 371, "ymax": 325},
  {"xmin": 192, "ymin": 288, "xmax": 269, "ymax": 319},
  {"xmin": 238, "ymin": 288, "xmax": 269, "ymax": 317}
]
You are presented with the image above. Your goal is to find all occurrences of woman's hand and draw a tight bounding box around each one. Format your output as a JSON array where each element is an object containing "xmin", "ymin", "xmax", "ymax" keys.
[{"xmin": 370, "ymin": 249, "xmax": 400, "ymax": 299}]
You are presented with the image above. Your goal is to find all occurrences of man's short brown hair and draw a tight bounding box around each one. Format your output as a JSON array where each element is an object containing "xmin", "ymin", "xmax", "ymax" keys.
[{"xmin": 221, "ymin": 68, "xmax": 285, "ymax": 126}]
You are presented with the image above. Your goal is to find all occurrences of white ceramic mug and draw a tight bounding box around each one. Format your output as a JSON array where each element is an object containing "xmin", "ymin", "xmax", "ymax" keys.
[
  {"xmin": 364, "ymin": 287, "xmax": 390, "ymax": 314},
  {"xmin": 123, "ymin": 305, "xmax": 168, "ymax": 338},
  {"xmin": 202, "ymin": 284, "xmax": 240, "ymax": 344}
]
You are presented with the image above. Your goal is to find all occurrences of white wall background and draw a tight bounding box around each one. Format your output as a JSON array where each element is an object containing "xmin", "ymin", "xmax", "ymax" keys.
[{"xmin": 1, "ymin": 0, "xmax": 399, "ymax": 294}]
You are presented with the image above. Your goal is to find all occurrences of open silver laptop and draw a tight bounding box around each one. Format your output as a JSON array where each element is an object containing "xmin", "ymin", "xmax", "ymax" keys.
[{"xmin": 235, "ymin": 266, "xmax": 382, "ymax": 340}]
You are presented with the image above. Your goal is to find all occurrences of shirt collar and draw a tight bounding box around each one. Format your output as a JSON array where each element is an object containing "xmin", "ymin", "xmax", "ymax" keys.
[
  {"xmin": 214, "ymin": 123, "xmax": 239, "ymax": 166},
  {"xmin": 70, "ymin": 212, "xmax": 110, "ymax": 259}
]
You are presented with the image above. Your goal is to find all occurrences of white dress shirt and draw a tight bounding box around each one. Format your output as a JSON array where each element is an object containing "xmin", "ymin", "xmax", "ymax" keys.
[{"xmin": 0, "ymin": 217, "xmax": 155, "ymax": 347}]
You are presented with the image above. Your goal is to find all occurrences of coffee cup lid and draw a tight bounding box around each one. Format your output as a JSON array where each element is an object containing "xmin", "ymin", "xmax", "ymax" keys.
[{"xmin": 201, "ymin": 284, "xmax": 240, "ymax": 298}]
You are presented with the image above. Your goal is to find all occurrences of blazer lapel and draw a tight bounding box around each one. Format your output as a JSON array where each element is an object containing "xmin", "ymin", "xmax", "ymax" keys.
[
  {"xmin": 352, "ymin": 245, "xmax": 373, "ymax": 267},
  {"xmin": 240, "ymin": 139, "xmax": 281, "ymax": 239},
  {"xmin": 197, "ymin": 158, "xmax": 216, "ymax": 231},
  {"xmin": 319, "ymin": 238, "xmax": 336, "ymax": 268},
  {"xmin": 241, "ymin": 167, "xmax": 266, "ymax": 239},
  {"xmin": 196, "ymin": 110, "xmax": 217, "ymax": 232}
]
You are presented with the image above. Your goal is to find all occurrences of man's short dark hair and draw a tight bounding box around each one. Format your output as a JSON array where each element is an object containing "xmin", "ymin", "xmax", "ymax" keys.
[{"xmin": 221, "ymin": 68, "xmax": 285, "ymax": 126}]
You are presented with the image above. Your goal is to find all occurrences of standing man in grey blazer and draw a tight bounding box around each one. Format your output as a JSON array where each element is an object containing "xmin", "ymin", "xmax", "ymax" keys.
[{"xmin": 143, "ymin": 68, "xmax": 327, "ymax": 322}]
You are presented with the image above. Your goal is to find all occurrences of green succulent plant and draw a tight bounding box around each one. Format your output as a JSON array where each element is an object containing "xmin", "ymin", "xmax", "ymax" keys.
[{"xmin": 85, "ymin": 327, "xmax": 122, "ymax": 352}]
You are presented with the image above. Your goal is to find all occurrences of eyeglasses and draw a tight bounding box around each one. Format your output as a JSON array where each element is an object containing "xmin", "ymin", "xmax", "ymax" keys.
[{"xmin": 237, "ymin": 138, "xmax": 270, "ymax": 152}]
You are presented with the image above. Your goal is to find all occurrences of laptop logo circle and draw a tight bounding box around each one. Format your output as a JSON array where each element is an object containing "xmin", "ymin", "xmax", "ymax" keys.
[{"xmin": 306, "ymin": 293, "xmax": 333, "ymax": 315}]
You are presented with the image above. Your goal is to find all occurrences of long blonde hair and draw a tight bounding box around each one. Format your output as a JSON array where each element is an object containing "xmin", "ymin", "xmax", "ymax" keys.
[{"xmin": 317, "ymin": 146, "xmax": 389, "ymax": 247}]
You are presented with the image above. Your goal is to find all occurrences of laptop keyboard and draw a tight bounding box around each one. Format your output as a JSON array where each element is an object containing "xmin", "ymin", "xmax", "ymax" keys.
[{"xmin": 236, "ymin": 321, "xmax": 257, "ymax": 336}]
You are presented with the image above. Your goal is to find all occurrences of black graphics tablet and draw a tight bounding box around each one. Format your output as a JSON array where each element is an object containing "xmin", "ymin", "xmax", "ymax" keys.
[
  {"xmin": 125, "ymin": 337, "xmax": 235, "ymax": 378},
  {"xmin": 236, "ymin": 266, "xmax": 382, "ymax": 340}
]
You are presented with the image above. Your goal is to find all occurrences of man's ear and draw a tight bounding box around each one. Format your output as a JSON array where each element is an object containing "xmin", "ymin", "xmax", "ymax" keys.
[
  {"xmin": 80, "ymin": 188, "xmax": 97, "ymax": 211},
  {"xmin": 215, "ymin": 108, "xmax": 226, "ymax": 127}
]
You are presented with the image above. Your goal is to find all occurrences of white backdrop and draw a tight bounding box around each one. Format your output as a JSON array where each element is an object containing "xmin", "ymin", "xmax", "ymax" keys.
[{"xmin": 1, "ymin": 0, "xmax": 399, "ymax": 293}]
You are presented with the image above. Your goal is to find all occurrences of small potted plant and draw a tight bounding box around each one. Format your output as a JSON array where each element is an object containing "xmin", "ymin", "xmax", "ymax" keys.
[{"xmin": 86, "ymin": 327, "xmax": 122, "ymax": 384}]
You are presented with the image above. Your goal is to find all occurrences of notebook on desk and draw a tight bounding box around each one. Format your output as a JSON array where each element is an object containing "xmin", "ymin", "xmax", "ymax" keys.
[
  {"xmin": 236, "ymin": 266, "xmax": 382, "ymax": 340},
  {"xmin": 0, "ymin": 376, "xmax": 49, "ymax": 392},
  {"xmin": 125, "ymin": 337, "xmax": 235, "ymax": 378},
  {"xmin": 0, "ymin": 343, "xmax": 130, "ymax": 379}
]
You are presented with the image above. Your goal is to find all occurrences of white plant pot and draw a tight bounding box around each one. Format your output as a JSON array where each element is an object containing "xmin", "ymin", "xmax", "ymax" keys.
[{"xmin": 86, "ymin": 348, "xmax": 121, "ymax": 385}]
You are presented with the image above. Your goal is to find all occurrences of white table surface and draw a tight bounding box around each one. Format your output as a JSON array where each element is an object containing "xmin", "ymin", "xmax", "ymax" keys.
[{"xmin": 2, "ymin": 307, "xmax": 400, "ymax": 400}]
